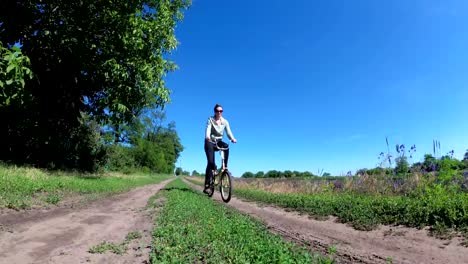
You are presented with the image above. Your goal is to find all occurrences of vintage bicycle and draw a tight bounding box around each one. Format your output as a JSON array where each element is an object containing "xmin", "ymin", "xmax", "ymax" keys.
[{"xmin": 205, "ymin": 140, "xmax": 232, "ymax": 203}]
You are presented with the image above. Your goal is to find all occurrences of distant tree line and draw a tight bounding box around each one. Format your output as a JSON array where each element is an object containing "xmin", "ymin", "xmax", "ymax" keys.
[
  {"xmin": 241, "ymin": 149, "xmax": 468, "ymax": 179},
  {"xmin": 358, "ymin": 152, "xmax": 468, "ymax": 177},
  {"xmin": 241, "ymin": 170, "xmax": 337, "ymax": 179},
  {"xmin": 191, "ymin": 170, "xmax": 202, "ymax": 176},
  {"xmin": 175, "ymin": 167, "xmax": 190, "ymax": 176}
]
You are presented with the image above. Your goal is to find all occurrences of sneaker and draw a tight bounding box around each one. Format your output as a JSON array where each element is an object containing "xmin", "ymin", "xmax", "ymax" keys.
[{"xmin": 203, "ymin": 185, "xmax": 210, "ymax": 194}]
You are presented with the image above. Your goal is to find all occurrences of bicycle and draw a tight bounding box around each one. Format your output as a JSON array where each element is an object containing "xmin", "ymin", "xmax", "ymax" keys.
[{"xmin": 206, "ymin": 140, "xmax": 233, "ymax": 203}]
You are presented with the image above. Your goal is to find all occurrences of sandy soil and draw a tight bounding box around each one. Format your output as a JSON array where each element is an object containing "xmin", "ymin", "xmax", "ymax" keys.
[
  {"xmin": 184, "ymin": 179, "xmax": 468, "ymax": 264},
  {"xmin": 0, "ymin": 179, "xmax": 172, "ymax": 264}
]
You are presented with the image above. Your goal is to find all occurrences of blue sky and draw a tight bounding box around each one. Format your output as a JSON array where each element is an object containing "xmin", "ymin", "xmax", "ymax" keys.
[{"xmin": 163, "ymin": 0, "xmax": 468, "ymax": 177}]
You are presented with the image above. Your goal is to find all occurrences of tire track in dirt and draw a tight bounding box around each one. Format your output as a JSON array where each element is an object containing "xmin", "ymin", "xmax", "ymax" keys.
[
  {"xmin": 0, "ymin": 179, "xmax": 173, "ymax": 264},
  {"xmin": 184, "ymin": 178, "xmax": 468, "ymax": 264}
]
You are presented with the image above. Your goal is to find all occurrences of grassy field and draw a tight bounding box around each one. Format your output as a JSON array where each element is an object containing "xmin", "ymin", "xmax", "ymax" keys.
[
  {"xmin": 0, "ymin": 165, "xmax": 173, "ymax": 209},
  {"xmin": 149, "ymin": 179, "xmax": 334, "ymax": 263},
  {"xmin": 185, "ymin": 176, "xmax": 468, "ymax": 241},
  {"xmin": 234, "ymin": 187, "xmax": 468, "ymax": 232}
]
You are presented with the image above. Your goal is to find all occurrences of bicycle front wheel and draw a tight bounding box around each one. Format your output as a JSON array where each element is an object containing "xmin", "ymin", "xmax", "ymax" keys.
[{"xmin": 219, "ymin": 170, "xmax": 232, "ymax": 203}]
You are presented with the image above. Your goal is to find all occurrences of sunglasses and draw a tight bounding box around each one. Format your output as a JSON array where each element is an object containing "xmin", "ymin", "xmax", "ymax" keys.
[{"xmin": 215, "ymin": 109, "xmax": 223, "ymax": 113}]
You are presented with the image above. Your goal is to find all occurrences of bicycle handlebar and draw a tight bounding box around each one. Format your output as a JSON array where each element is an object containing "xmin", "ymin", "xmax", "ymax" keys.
[{"xmin": 209, "ymin": 139, "xmax": 229, "ymax": 151}]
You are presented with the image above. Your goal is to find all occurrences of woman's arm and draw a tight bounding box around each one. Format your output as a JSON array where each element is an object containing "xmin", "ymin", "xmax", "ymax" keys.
[
  {"xmin": 224, "ymin": 119, "xmax": 236, "ymax": 143},
  {"xmin": 205, "ymin": 118, "xmax": 212, "ymax": 141}
]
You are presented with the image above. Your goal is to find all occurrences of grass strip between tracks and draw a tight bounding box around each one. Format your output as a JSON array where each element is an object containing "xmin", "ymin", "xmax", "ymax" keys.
[{"xmin": 150, "ymin": 178, "xmax": 334, "ymax": 263}]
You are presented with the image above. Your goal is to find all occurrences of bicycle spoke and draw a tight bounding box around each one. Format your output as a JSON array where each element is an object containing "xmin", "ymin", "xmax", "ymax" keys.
[{"xmin": 220, "ymin": 171, "xmax": 232, "ymax": 203}]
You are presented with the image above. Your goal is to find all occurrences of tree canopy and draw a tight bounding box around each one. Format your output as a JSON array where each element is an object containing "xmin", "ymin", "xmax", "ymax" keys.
[{"xmin": 0, "ymin": 0, "xmax": 190, "ymax": 170}]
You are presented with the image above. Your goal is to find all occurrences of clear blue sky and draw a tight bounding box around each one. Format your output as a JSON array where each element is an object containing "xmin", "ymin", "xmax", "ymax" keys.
[{"xmin": 163, "ymin": 0, "xmax": 468, "ymax": 177}]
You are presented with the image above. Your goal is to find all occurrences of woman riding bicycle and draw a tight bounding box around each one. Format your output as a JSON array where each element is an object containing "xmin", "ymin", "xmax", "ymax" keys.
[{"xmin": 204, "ymin": 104, "xmax": 237, "ymax": 194}]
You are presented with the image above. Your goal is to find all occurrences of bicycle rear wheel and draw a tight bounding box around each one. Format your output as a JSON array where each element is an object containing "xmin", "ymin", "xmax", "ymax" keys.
[{"xmin": 219, "ymin": 170, "xmax": 232, "ymax": 203}]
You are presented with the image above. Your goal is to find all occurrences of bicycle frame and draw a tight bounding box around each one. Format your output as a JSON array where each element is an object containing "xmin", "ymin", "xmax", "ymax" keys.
[
  {"xmin": 210, "ymin": 141, "xmax": 229, "ymax": 185},
  {"xmin": 219, "ymin": 148, "xmax": 227, "ymax": 171},
  {"xmin": 212, "ymin": 140, "xmax": 229, "ymax": 172},
  {"xmin": 212, "ymin": 150, "xmax": 227, "ymax": 183},
  {"xmin": 207, "ymin": 140, "xmax": 233, "ymax": 203}
]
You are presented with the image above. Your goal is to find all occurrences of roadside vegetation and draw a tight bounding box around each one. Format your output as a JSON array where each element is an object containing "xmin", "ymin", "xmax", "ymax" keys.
[
  {"xmin": 186, "ymin": 147, "xmax": 468, "ymax": 244},
  {"xmin": 234, "ymin": 185, "xmax": 468, "ymax": 233},
  {"xmin": 0, "ymin": 165, "xmax": 172, "ymax": 209},
  {"xmin": 149, "ymin": 179, "xmax": 335, "ymax": 263},
  {"xmin": 1, "ymin": 1, "xmax": 188, "ymax": 211},
  {"xmin": 238, "ymin": 179, "xmax": 466, "ymax": 243}
]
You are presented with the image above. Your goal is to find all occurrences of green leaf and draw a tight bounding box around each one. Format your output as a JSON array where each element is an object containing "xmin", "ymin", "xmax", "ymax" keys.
[
  {"xmin": 6, "ymin": 80, "xmax": 13, "ymax": 85},
  {"xmin": 116, "ymin": 103, "xmax": 128, "ymax": 112},
  {"xmin": 6, "ymin": 64, "xmax": 15, "ymax": 73}
]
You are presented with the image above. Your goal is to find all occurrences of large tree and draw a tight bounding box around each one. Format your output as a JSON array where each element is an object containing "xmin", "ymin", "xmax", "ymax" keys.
[{"xmin": 0, "ymin": 0, "xmax": 190, "ymax": 169}]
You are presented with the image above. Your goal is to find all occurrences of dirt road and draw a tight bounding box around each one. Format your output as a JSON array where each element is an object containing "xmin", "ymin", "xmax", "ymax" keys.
[
  {"xmin": 1, "ymin": 178, "xmax": 468, "ymax": 264},
  {"xmin": 0, "ymin": 179, "xmax": 172, "ymax": 264},
  {"xmin": 184, "ymin": 179, "xmax": 468, "ymax": 264}
]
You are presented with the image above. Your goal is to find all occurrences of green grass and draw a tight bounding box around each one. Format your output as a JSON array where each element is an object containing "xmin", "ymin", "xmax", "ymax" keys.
[
  {"xmin": 185, "ymin": 176, "xmax": 204, "ymax": 186},
  {"xmin": 0, "ymin": 165, "xmax": 173, "ymax": 209},
  {"xmin": 88, "ymin": 231, "xmax": 143, "ymax": 255},
  {"xmin": 186, "ymin": 176, "xmax": 468, "ymax": 243},
  {"xmin": 233, "ymin": 187, "xmax": 468, "ymax": 232},
  {"xmin": 150, "ymin": 179, "xmax": 333, "ymax": 263}
]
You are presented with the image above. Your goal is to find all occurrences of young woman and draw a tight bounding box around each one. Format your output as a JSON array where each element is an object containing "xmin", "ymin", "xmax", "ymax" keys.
[{"xmin": 204, "ymin": 104, "xmax": 237, "ymax": 193}]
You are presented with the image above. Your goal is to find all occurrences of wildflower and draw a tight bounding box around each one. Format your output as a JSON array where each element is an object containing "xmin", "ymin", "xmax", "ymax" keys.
[
  {"xmin": 448, "ymin": 150, "xmax": 455, "ymax": 158},
  {"xmin": 378, "ymin": 152, "xmax": 386, "ymax": 161},
  {"xmin": 393, "ymin": 179, "xmax": 404, "ymax": 190},
  {"xmin": 333, "ymin": 181, "xmax": 343, "ymax": 190}
]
